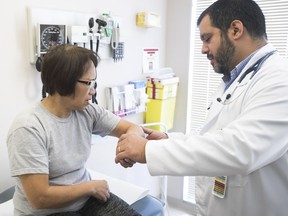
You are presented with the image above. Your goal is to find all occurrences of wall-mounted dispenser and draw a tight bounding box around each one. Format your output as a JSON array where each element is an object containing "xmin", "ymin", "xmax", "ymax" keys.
[{"xmin": 136, "ymin": 12, "xmax": 160, "ymax": 28}]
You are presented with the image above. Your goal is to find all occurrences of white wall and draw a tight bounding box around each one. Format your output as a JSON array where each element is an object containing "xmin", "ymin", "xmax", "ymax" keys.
[
  {"xmin": 0, "ymin": 0, "xmax": 167, "ymax": 195},
  {"xmin": 166, "ymin": 0, "xmax": 192, "ymax": 134}
]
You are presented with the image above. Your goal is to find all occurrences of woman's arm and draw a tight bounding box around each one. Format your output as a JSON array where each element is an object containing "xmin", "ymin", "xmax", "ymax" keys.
[
  {"xmin": 19, "ymin": 174, "xmax": 110, "ymax": 209},
  {"xmin": 109, "ymin": 119, "xmax": 145, "ymax": 138}
]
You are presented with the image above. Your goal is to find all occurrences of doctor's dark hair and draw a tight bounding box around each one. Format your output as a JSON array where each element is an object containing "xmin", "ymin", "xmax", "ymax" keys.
[
  {"xmin": 197, "ymin": 0, "xmax": 267, "ymax": 39},
  {"xmin": 41, "ymin": 44, "xmax": 100, "ymax": 96}
]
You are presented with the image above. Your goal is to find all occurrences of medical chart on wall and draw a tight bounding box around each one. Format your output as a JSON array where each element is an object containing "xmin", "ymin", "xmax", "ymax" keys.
[{"xmin": 142, "ymin": 48, "xmax": 160, "ymax": 74}]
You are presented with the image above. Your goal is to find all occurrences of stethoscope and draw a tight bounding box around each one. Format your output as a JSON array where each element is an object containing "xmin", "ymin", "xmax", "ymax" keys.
[{"xmin": 215, "ymin": 50, "xmax": 276, "ymax": 105}]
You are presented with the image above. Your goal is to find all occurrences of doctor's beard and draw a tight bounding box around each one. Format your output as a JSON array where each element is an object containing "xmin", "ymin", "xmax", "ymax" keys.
[{"xmin": 213, "ymin": 33, "xmax": 236, "ymax": 80}]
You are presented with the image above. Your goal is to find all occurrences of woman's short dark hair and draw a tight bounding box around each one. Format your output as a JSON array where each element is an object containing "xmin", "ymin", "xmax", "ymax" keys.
[
  {"xmin": 197, "ymin": 0, "xmax": 267, "ymax": 39},
  {"xmin": 41, "ymin": 44, "xmax": 100, "ymax": 96}
]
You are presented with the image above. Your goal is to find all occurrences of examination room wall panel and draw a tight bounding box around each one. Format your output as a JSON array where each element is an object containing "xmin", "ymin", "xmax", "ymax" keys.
[
  {"xmin": 0, "ymin": 0, "xmax": 167, "ymax": 195},
  {"xmin": 165, "ymin": 0, "xmax": 193, "ymax": 208}
]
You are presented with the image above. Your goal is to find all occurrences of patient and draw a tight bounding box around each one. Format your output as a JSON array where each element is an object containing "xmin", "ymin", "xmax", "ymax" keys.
[{"xmin": 6, "ymin": 44, "xmax": 150, "ymax": 215}]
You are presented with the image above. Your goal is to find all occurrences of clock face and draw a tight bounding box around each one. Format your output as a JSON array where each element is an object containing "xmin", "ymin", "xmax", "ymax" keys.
[{"xmin": 40, "ymin": 24, "xmax": 66, "ymax": 53}]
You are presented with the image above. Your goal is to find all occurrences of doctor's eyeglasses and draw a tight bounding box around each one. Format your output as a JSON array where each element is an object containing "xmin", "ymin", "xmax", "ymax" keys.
[{"xmin": 77, "ymin": 80, "xmax": 97, "ymax": 90}]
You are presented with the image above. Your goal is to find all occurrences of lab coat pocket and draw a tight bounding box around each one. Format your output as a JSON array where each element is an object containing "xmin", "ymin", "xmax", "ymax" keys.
[{"xmin": 228, "ymin": 175, "xmax": 248, "ymax": 191}]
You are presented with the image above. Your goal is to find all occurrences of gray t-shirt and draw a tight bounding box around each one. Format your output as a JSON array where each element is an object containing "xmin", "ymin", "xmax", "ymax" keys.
[{"xmin": 7, "ymin": 102, "xmax": 120, "ymax": 215}]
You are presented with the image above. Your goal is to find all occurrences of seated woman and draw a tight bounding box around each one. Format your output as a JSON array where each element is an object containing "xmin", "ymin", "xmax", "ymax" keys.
[{"xmin": 6, "ymin": 44, "xmax": 163, "ymax": 216}]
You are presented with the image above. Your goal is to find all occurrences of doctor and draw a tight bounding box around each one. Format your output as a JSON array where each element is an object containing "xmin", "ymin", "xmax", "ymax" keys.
[{"xmin": 115, "ymin": 0, "xmax": 288, "ymax": 215}]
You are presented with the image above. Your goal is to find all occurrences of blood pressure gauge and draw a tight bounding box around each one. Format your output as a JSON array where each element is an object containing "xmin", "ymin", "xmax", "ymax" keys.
[{"xmin": 37, "ymin": 24, "xmax": 66, "ymax": 55}]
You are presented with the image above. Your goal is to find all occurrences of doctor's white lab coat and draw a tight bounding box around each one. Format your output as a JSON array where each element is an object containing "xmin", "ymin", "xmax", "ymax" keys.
[{"xmin": 146, "ymin": 44, "xmax": 288, "ymax": 216}]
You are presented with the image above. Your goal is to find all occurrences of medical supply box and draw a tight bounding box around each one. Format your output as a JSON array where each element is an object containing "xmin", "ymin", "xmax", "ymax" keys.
[{"xmin": 145, "ymin": 75, "xmax": 179, "ymax": 131}]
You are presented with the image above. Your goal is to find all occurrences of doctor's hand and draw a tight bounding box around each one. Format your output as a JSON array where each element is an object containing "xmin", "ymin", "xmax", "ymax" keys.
[
  {"xmin": 142, "ymin": 126, "xmax": 168, "ymax": 140},
  {"xmin": 115, "ymin": 133, "xmax": 148, "ymax": 166},
  {"xmin": 117, "ymin": 158, "xmax": 136, "ymax": 168}
]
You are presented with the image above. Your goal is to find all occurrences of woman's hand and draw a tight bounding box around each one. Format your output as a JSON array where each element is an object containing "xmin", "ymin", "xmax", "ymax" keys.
[
  {"xmin": 88, "ymin": 180, "xmax": 110, "ymax": 202},
  {"xmin": 142, "ymin": 126, "xmax": 168, "ymax": 140}
]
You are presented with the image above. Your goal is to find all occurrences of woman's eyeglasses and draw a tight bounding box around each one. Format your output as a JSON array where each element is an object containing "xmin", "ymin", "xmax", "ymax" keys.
[
  {"xmin": 77, "ymin": 80, "xmax": 97, "ymax": 89},
  {"xmin": 77, "ymin": 79, "xmax": 98, "ymax": 104}
]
